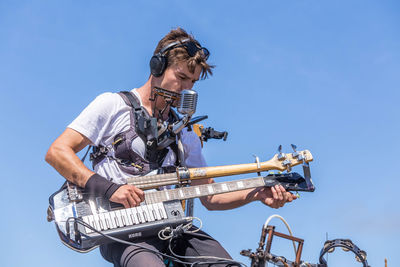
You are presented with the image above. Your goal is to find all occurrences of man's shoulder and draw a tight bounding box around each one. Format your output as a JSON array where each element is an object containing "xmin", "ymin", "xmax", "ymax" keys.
[
  {"xmin": 93, "ymin": 91, "xmax": 124, "ymax": 103},
  {"xmin": 88, "ymin": 91, "xmax": 130, "ymax": 111}
]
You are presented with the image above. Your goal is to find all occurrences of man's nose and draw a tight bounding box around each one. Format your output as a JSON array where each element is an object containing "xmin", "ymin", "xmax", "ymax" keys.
[{"xmin": 182, "ymin": 81, "xmax": 194, "ymax": 90}]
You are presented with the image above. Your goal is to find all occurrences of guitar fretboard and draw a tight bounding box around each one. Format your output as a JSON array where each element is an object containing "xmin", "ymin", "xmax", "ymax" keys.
[{"xmin": 144, "ymin": 177, "xmax": 266, "ymax": 204}]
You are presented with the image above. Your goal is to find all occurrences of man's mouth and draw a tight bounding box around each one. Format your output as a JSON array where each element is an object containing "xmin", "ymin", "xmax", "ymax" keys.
[{"xmin": 153, "ymin": 87, "xmax": 181, "ymax": 107}]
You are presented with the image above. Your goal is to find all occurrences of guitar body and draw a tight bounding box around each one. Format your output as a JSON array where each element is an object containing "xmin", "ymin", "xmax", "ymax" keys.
[{"xmin": 48, "ymin": 184, "xmax": 188, "ymax": 252}]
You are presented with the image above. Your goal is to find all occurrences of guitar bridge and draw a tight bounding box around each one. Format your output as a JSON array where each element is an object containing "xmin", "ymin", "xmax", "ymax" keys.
[{"xmin": 67, "ymin": 182, "xmax": 83, "ymax": 202}]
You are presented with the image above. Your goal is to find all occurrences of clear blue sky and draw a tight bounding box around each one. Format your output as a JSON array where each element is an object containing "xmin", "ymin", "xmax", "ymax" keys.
[{"xmin": 1, "ymin": 1, "xmax": 399, "ymax": 266}]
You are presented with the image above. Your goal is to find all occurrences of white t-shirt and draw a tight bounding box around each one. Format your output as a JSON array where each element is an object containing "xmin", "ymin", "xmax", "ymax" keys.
[{"xmin": 68, "ymin": 89, "xmax": 206, "ymax": 184}]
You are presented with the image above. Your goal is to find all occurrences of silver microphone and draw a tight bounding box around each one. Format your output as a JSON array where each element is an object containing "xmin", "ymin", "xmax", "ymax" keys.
[{"xmin": 178, "ymin": 89, "xmax": 198, "ymax": 116}]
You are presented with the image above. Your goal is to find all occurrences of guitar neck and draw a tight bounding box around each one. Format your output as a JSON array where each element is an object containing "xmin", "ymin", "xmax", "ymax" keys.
[
  {"xmin": 144, "ymin": 176, "xmax": 266, "ymax": 204},
  {"xmin": 188, "ymin": 161, "xmax": 277, "ymax": 179}
]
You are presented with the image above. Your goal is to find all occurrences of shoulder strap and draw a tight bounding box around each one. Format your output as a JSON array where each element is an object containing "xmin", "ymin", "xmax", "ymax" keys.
[{"xmin": 118, "ymin": 91, "xmax": 142, "ymax": 111}]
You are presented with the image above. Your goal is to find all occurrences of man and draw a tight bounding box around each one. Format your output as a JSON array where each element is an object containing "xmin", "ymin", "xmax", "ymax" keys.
[{"xmin": 45, "ymin": 27, "xmax": 296, "ymax": 267}]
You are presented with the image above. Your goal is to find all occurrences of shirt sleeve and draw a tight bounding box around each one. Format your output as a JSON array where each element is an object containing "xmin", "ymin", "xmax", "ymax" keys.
[
  {"xmin": 67, "ymin": 92, "xmax": 119, "ymax": 146},
  {"xmin": 181, "ymin": 128, "xmax": 207, "ymax": 168}
]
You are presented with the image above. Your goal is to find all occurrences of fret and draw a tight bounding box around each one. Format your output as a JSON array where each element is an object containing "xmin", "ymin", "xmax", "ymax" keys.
[
  {"xmin": 207, "ymin": 185, "xmax": 214, "ymax": 194},
  {"xmin": 195, "ymin": 187, "xmax": 201, "ymax": 195},
  {"xmin": 178, "ymin": 188, "xmax": 184, "ymax": 198}
]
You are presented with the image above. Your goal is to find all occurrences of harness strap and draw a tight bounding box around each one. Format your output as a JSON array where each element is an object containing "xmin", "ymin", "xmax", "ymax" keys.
[
  {"xmin": 90, "ymin": 145, "xmax": 110, "ymax": 169},
  {"xmin": 119, "ymin": 91, "xmax": 142, "ymax": 111}
]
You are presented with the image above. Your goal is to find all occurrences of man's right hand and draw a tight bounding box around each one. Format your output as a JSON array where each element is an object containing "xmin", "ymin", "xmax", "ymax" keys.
[{"xmin": 109, "ymin": 185, "xmax": 145, "ymax": 208}]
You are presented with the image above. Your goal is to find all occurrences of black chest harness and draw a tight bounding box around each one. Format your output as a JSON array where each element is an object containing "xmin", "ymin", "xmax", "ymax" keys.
[{"xmin": 90, "ymin": 91, "xmax": 181, "ymax": 175}]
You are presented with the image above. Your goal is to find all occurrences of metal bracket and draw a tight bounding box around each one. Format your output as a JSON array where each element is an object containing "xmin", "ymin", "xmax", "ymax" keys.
[
  {"xmin": 302, "ymin": 159, "xmax": 314, "ymax": 192},
  {"xmin": 253, "ymin": 154, "xmax": 261, "ymax": 176}
]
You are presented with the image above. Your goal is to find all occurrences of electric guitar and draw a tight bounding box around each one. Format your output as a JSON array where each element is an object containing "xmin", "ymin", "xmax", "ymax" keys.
[{"xmin": 47, "ymin": 147, "xmax": 314, "ymax": 252}]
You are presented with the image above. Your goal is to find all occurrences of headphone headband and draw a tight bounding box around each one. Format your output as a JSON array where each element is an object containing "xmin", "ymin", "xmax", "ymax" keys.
[
  {"xmin": 150, "ymin": 38, "xmax": 209, "ymax": 77},
  {"xmin": 158, "ymin": 38, "xmax": 191, "ymax": 56}
]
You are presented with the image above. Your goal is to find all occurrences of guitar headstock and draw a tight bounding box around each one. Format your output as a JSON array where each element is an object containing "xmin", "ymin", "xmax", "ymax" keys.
[{"xmin": 267, "ymin": 145, "xmax": 313, "ymax": 172}]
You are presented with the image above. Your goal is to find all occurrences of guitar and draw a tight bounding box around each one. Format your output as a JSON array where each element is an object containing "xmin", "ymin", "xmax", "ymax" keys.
[
  {"xmin": 47, "ymin": 148, "xmax": 314, "ymax": 252},
  {"xmin": 125, "ymin": 148, "xmax": 313, "ymax": 189}
]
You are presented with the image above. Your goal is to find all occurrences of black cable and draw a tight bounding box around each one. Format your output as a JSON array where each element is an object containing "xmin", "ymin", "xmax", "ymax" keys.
[
  {"xmin": 69, "ymin": 217, "xmax": 192, "ymax": 266},
  {"xmin": 70, "ymin": 217, "xmax": 247, "ymax": 267},
  {"xmin": 166, "ymin": 231, "xmax": 247, "ymax": 267},
  {"xmin": 80, "ymin": 145, "xmax": 92, "ymax": 162}
]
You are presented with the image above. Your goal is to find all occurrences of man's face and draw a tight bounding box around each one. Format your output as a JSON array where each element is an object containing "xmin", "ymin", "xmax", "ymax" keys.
[
  {"xmin": 159, "ymin": 61, "xmax": 201, "ymax": 93},
  {"xmin": 153, "ymin": 61, "xmax": 201, "ymax": 117}
]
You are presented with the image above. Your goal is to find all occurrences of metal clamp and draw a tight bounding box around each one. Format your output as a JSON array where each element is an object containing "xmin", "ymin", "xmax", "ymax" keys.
[
  {"xmin": 253, "ymin": 154, "xmax": 261, "ymax": 176},
  {"xmin": 176, "ymin": 167, "xmax": 190, "ymax": 180}
]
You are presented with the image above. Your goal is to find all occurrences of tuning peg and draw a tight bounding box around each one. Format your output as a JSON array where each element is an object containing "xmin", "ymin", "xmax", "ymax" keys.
[
  {"xmin": 277, "ymin": 145, "xmax": 286, "ymax": 160},
  {"xmin": 277, "ymin": 145, "xmax": 291, "ymax": 171},
  {"xmin": 291, "ymin": 144, "xmax": 305, "ymax": 161},
  {"xmin": 291, "ymin": 144, "xmax": 297, "ymax": 152},
  {"xmin": 284, "ymin": 162, "xmax": 292, "ymax": 172},
  {"xmin": 291, "ymin": 143, "xmax": 300, "ymax": 159}
]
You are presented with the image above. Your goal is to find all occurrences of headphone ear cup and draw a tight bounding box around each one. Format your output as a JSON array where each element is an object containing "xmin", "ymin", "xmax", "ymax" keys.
[{"xmin": 150, "ymin": 54, "xmax": 167, "ymax": 77}]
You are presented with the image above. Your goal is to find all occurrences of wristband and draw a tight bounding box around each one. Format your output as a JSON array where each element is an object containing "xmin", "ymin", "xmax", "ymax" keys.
[{"xmin": 85, "ymin": 173, "xmax": 122, "ymax": 200}]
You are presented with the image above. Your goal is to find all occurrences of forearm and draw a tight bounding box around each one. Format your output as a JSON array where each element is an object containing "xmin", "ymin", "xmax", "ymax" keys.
[
  {"xmin": 200, "ymin": 187, "xmax": 261, "ymax": 211},
  {"xmin": 46, "ymin": 142, "xmax": 94, "ymax": 187},
  {"xmin": 45, "ymin": 129, "xmax": 94, "ymax": 187}
]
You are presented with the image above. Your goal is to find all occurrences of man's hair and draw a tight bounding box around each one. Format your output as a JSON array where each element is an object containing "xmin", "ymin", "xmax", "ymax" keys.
[{"xmin": 153, "ymin": 27, "xmax": 214, "ymax": 80}]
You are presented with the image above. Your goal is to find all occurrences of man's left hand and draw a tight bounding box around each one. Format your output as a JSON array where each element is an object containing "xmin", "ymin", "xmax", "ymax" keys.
[{"xmin": 255, "ymin": 185, "xmax": 297, "ymax": 209}]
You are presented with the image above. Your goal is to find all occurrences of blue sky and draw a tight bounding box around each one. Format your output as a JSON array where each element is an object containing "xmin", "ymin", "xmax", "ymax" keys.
[{"xmin": 1, "ymin": 1, "xmax": 399, "ymax": 266}]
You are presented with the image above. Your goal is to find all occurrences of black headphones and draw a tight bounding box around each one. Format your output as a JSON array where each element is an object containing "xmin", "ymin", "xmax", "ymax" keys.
[{"xmin": 149, "ymin": 38, "xmax": 209, "ymax": 77}]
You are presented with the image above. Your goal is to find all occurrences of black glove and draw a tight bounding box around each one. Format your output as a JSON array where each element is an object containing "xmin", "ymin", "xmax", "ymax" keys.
[{"xmin": 85, "ymin": 173, "xmax": 122, "ymax": 199}]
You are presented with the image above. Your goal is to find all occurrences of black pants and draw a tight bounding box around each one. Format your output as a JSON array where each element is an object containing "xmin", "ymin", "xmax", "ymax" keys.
[{"xmin": 100, "ymin": 229, "xmax": 232, "ymax": 267}]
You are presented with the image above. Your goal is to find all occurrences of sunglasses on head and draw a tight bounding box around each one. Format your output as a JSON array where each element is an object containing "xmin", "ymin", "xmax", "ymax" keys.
[
  {"xmin": 160, "ymin": 38, "xmax": 210, "ymax": 60},
  {"xmin": 180, "ymin": 41, "xmax": 210, "ymax": 60}
]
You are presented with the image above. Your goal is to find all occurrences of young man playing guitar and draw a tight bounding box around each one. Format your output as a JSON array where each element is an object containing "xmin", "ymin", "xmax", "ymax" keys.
[{"xmin": 45, "ymin": 27, "xmax": 296, "ymax": 267}]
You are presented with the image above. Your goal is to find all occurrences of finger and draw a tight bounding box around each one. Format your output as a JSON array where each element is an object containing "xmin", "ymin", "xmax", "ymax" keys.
[
  {"xmin": 133, "ymin": 187, "xmax": 145, "ymax": 202},
  {"xmin": 275, "ymin": 185, "xmax": 283, "ymax": 200},
  {"xmin": 279, "ymin": 185, "xmax": 288, "ymax": 201},
  {"xmin": 122, "ymin": 200, "xmax": 130, "ymax": 209},
  {"xmin": 131, "ymin": 192, "xmax": 141, "ymax": 205},
  {"xmin": 271, "ymin": 186, "xmax": 278, "ymax": 199},
  {"xmin": 126, "ymin": 193, "xmax": 136, "ymax": 208},
  {"xmin": 279, "ymin": 185, "xmax": 286, "ymax": 193}
]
